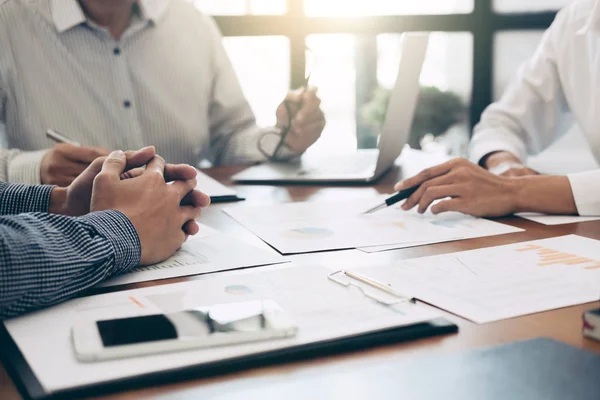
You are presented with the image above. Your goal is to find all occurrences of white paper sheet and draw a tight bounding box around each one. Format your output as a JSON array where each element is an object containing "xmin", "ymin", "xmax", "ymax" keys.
[
  {"xmin": 195, "ymin": 170, "xmax": 241, "ymax": 201},
  {"xmin": 358, "ymin": 208, "xmax": 522, "ymax": 253},
  {"xmin": 99, "ymin": 224, "xmax": 284, "ymax": 287},
  {"xmin": 517, "ymin": 213, "xmax": 600, "ymax": 226},
  {"xmin": 225, "ymin": 198, "xmax": 522, "ymax": 254},
  {"xmin": 352, "ymin": 235, "xmax": 600, "ymax": 323},
  {"xmin": 4, "ymin": 265, "xmax": 440, "ymax": 393}
]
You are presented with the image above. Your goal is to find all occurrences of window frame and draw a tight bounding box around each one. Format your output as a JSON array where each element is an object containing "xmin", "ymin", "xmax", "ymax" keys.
[{"xmin": 213, "ymin": 0, "xmax": 557, "ymax": 139}]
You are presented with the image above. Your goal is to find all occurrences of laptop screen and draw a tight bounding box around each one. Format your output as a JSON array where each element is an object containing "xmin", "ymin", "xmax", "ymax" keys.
[{"xmin": 358, "ymin": 34, "xmax": 429, "ymax": 175}]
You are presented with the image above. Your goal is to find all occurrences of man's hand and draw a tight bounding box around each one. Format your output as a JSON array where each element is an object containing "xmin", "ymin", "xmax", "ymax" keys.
[
  {"xmin": 276, "ymin": 86, "xmax": 326, "ymax": 152},
  {"xmin": 91, "ymin": 151, "xmax": 210, "ymax": 265},
  {"xmin": 394, "ymin": 158, "xmax": 520, "ymax": 217},
  {"xmin": 41, "ymin": 143, "xmax": 110, "ymax": 186},
  {"xmin": 483, "ymin": 151, "xmax": 539, "ymax": 177},
  {"xmin": 49, "ymin": 147, "xmax": 211, "ymax": 238}
]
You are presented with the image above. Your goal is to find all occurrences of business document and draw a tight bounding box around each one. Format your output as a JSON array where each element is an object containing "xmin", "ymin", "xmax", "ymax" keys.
[
  {"xmin": 99, "ymin": 224, "xmax": 284, "ymax": 287},
  {"xmin": 352, "ymin": 235, "xmax": 600, "ymax": 323},
  {"xmin": 224, "ymin": 198, "xmax": 522, "ymax": 254}
]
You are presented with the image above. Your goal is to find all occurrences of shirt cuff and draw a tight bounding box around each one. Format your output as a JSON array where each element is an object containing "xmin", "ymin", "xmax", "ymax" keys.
[
  {"xmin": 8, "ymin": 149, "xmax": 49, "ymax": 185},
  {"xmin": 567, "ymin": 170, "xmax": 600, "ymax": 216},
  {"xmin": 78, "ymin": 210, "xmax": 141, "ymax": 273},
  {"xmin": 0, "ymin": 183, "xmax": 54, "ymax": 215},
  {"xmin": 469, "ymin": 128, "xmax": 528, "ymax": 166}
]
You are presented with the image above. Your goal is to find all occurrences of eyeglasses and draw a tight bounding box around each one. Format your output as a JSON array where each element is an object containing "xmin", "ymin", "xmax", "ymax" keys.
[{"xmin": 257, "ymin": 46, "xmax": 316, "ymax": 161}]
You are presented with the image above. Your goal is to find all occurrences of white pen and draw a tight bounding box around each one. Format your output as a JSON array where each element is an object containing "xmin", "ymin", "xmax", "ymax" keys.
[
  {"xmin": 46, "ymin": 129, "xmax": 81, "ymax": 147},
  {"xmin": 343, "ymin": 270, "xmax": 411, "ymax": 300}
]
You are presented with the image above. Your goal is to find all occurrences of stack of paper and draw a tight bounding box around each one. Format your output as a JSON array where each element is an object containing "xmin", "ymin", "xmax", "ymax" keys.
[
  {"xmin": 351, "ymin": 235, "xmax": 600, "ymax": 323},
  {"xmin": 224, "ymin": 198, "xmax": 522, "ymax": 254}
]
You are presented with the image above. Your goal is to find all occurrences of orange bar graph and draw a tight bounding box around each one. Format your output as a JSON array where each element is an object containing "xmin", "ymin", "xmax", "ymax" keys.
[
  {"xmin": 128, "ymin": 296, "xmax": 145, "ymax": 308},
  {"xmin": 515, "ymin": 244, "xmax": 600, "ymax": 269},
  {"xmin": 539, "ymin": 253, "xmax": 576, "ymax": 261},
  {"xmin": 515, "ymin": 244, "xmax": 543, "ymax": 252}
]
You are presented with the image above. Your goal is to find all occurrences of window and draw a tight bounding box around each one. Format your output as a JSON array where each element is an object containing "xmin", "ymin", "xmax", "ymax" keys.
[
  {"xmin": 493, "ymin": 0, "xmax": 571, "ymax": 13},
  {"xmin": 222, "ymin": 37, "xmax": 290, "ymax": 127},
  {"xmin": 304, "ymin": 0, "xmax": 473, "ymax": 16},
  {"xmin": 305, "ymin": 34, "xmax": 357, "ymax": 155},
  {"xmin": 194, "ymin": 0, "xmax": 286, "ymax": 15},
  {"xmin": 201, "ymin": 0, "xmax": 568, "ymax": 155}
]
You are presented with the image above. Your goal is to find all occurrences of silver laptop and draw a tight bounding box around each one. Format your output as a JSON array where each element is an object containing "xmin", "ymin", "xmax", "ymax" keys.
[{"xmin": 232, "ymin": 33, "xmax": 429, "ymax": 184}]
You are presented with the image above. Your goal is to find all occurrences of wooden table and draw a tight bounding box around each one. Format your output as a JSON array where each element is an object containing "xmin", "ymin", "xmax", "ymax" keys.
[{"xmin": 2, "ymin": 165, "xmax": 600, "ymax": 399}]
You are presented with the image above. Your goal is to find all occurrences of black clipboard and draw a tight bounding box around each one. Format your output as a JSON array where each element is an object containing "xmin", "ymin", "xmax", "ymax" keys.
[{"xmin": 0, "ymin": 317, "xmax": 457, "ymax": 400}]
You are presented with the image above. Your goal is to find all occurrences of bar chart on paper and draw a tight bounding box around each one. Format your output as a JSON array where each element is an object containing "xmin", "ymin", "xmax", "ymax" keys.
[
  {"xmin": 353, "ymin": 235, "xmax": 600, "ymax": 323},
  {"xmin": 515, "ymin": 243, "xmax": 600, "ymax": 269}
]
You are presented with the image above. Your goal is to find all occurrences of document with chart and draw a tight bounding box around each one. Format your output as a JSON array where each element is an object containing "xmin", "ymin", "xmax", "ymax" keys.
[
  {"xmin": 99, "ymin": 224, "xmax": 285, "ymax": 287},
  {"xmin": 358, "ymin": 206, "xmax": 522, "ymax": 253},
  {"xmin": 352, "ymin": 235, "xmax": 600, "ymax": 323},
  {"xmin": 224, "ymin": 198, "xmax": 522, "ymax": 254}
]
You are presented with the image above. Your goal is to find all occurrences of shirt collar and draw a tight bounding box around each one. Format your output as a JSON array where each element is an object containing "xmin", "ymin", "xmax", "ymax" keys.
[
  {"xmin": 51, "ymin": 0, "xmax": 169, "ymax": 33},
  {"xmin": 138, "ymin": 0, "xmax": 170, "ymax": 23},
  {"xmin": 51, "ymin": 0, "xmax": 86, "ymax": 33}
]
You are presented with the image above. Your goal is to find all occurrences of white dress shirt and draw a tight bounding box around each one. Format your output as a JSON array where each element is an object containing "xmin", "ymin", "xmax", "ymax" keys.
[
  {"xmin": 470, "ymin": 0, "xmax": 600, "ymax": 216},
  {"xmin": 0, "ymin": 0, "xmax": 293, "ymax": 184}
]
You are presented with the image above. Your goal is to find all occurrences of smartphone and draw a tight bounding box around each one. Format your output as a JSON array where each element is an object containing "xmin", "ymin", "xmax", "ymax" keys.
[{"xmin": 71, "ymin": 299, "xmax": 297, "ymax": 362}]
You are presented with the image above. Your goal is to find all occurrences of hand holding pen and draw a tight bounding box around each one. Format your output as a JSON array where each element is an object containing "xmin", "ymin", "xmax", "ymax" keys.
[
  {"xmin": 42, "ymin": 129, "xmax": 110, "ymax": 186},
  {"xmin": 364, "ymin": 186, "xmax": 421, "ymax": 214},
  {"xmin": 270, "ymin": 76, "xmax": 326, "ymax": 158}
]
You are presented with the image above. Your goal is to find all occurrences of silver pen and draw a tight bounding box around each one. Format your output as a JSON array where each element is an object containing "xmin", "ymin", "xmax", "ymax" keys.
[{"xmin": 46, "ymin": 129, "xmax": 81, "ymax": 147}]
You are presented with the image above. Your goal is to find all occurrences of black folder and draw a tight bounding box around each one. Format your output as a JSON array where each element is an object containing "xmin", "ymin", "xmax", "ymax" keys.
[{"xmin": 0, "ymin": 317, "xmax": 457, "ymax": 400}]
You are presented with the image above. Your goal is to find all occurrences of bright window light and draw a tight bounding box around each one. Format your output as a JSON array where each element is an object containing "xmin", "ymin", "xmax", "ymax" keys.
[{"xmin": 304, "ymin": 0, "xmax": 473, "ymax": 16}]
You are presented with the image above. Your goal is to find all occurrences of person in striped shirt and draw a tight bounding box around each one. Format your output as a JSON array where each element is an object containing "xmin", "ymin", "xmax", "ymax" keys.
[
  {"xmin": 0, "ymin": 146, "xmax": 211, "ymax": 319},
  {"xmin": 0, "ymin": 0, "xmax": 326, "ymax": 186}
]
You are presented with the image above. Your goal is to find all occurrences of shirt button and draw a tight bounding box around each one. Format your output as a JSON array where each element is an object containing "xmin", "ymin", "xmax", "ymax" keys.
[
  {"xmin": 113, "ymin": 47, "xmax": 121, "ymax": 55},
  {"xmin": 123, "ymin": 100, "xmax": 131, "ymax": 108}
]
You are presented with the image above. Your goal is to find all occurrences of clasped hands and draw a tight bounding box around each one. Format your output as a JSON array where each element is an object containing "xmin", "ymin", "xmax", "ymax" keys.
[{"xmin": 49, "ymin": 146, "xmax": 211, "ymax": 265}]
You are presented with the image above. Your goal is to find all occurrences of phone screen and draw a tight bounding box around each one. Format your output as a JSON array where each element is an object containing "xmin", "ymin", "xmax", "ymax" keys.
[{"xmin": 97, "ymin": 315, "xmax": 178, "ymax": 347}]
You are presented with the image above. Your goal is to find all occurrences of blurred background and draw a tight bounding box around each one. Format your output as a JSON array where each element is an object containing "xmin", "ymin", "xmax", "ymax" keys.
[
  {"xmin": 194, "ymin": 0, "xmax": 598, "ymax": 172},
  {"xmin": 2, "ymin": 0, "xmax": 594, "ymax": 171}
]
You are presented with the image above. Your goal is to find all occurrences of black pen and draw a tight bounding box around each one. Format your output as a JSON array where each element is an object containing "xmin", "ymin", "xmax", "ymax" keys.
[{"xmin": 364, "ymin": 186, "xmax": 420, "ymax": 214}]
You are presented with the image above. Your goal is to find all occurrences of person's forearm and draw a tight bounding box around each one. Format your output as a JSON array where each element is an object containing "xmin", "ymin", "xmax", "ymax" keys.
[
  {"xmin": 0, "ymin": 210, "xmax": 140, "ymax": 320},
  {"xmin": 0, "ymin": 182, "xmax": 53, "ymax": 215},
  {"xmin": 510, "ymin": 175, "xmax": 577, "ymax": 215}
]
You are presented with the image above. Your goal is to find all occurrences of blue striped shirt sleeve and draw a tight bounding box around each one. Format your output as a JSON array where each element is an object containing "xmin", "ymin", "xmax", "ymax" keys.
[
  {"xmin": 0, "ymin": 183, "xmax": 141, "ymax": 320},
  {"xmin": 0, "ymin": 182, "xmax": 53, "ymax": 215}
]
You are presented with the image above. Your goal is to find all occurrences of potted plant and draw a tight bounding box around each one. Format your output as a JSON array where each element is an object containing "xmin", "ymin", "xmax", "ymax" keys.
[{"xmin": 359, "ymin": 85, "xmax": 466, "ymax": 150}]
